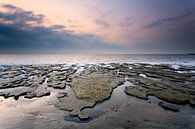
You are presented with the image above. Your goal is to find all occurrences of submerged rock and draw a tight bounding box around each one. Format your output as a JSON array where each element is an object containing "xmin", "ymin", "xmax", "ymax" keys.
[
  {"xmin": 69, "ymin": 110, "xmax": 80, "ymax": 117},
  {"xmin": 68, "ymin": 110, "xmax": 90, "ymax": 121},
  {"xmin": 158, "ymin": 102, "xmax": 179, "ymax": 112},
  {"xmin": 189, "ymin": 99, "xmax": 195, "ymax": 107},
  {"xmin": 79, "ymin": 114, "xmax": 90, "ymax": 120}
]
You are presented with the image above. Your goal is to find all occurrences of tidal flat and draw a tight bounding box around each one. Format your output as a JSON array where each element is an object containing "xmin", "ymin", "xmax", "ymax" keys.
[{"xmin": 0, "ymin": 63, "xmax": 195, "ymax": 129}]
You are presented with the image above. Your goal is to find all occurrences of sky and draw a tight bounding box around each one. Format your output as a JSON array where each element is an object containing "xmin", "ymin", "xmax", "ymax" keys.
[{"xmin": 0, "ymin": 0, "xmax": 194, "ymax": 54}]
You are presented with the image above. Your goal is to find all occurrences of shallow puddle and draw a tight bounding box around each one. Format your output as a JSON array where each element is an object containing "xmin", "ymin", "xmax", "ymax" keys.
[{"xmin": 0, "ymin": 87, "xmax": 67, "ymax": 129}]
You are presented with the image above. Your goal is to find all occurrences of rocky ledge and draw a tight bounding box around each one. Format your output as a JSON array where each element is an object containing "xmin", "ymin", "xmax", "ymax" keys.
[
  {"xmin": 0, "ymin": 63, "xmax": 195, "ymax": 121},
  {"xmin": 56, "ymin": 65, "xmax": 125, "ymax": 120},
  {"xmin": 123, "ymin": 64, "xmax": 195, "ymax": 106}
]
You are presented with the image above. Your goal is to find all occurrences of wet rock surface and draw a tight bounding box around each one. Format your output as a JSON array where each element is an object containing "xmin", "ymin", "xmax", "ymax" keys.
[
  {"xmin": 158, "ymin": 102, "xmax": 179, "ymax": 112},
  {"xmin": 125, "ymin": 86, "xmax": 148, "ymax": 100},
  {"xmin": 0, "ymin": 63, "xmax": 195, "ymax": 129},
  {"xmin": 0, "ymin": 64, "xmax": 75, "ymax": 100},
  {"xmin": 123, "ymin": 64, "xmax": 195, "ymax": 106},
  {"xmin": 0, "ymin": 63, "xmax": 195, "ymax": 108},
  {"xmin": 56, "ymin": 64, "xmax": 125, "ymax": 120}
]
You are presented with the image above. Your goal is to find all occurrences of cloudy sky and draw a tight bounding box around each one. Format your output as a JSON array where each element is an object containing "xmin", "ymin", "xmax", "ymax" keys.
[{"xmin": 0, "ymin": 0, "xmax": 194, "ymax": 54}]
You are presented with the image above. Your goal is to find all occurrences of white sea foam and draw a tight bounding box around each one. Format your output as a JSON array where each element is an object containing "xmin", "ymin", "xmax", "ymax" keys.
[
  {"xmin": 76, "ymin": 67, "xmax": 85, "ymax": 73},
  {"xmin": 171, "ymin": 64, "xmax": 180, "ymax": 69},
  {"xmin": 129, "ymin": 66, "xmax": 133, "ymax": 70},
  {"xmin": 190, "ymin": 70, "xmax": 195, "ymax": 73},
  {"xmin": 176, "ymin": 70, "xmax": 195, "ymax": 74},
  {"xmin": 139, "ymin": 74, "xmax": 147, "ymax": 78}
]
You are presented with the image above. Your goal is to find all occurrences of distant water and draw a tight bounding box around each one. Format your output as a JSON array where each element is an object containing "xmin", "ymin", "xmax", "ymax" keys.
[{"xmin": 0, "ymin": 54, "xmax": 194, "ymax": 66}]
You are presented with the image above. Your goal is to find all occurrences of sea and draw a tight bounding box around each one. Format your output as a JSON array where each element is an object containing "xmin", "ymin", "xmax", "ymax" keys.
[{"xmin": 0, "ymin": 54, "xmax": 194, "ymax": 66}]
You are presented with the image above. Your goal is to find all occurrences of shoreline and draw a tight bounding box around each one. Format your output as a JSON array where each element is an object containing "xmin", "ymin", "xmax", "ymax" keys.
[
  {"xmin": 0, "ymin": 54, "xmax": 194, "ymax": 66},
  {"xmin": 0, "ymin": 63, "xmax": 195, "ymax": 129}
]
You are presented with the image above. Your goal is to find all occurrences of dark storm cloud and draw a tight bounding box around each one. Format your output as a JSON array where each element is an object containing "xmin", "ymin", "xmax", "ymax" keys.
[
  {"xmin": 0, "ymin": 4, "xmax": 72, "ymax": 50},
  {"xmin": 50, "ymin": 25, "xmax": 66, "ymax": 30},
  {"xmin": 144, "ymin": 12, "xmax": 193, "ymax": 28},
  {"xmin": 0, "ymin": 4, "xmax": 44, "ymax": 25},
  {"xmin": 0, "ymin": 23, "xmax": 70, "ymax": 48},
  {"xmin": 0, "ymin": 4, "xmax": 119, "ymax": 54},
  {"xmin": 3, "ymin": 4, "xmax": 19, "ymax": 9}
]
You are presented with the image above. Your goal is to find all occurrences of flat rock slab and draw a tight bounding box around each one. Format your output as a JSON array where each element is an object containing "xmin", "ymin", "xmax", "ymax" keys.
[
  {"xmin": 56, "ymin": 69, "xmax": 125, "ymax": 119},
  {"xmin": 125, "ymin": 86, "xmax": 148, "ymax": 100},
  {"xmin": 24, "ymin": 86, "xmax": 50, "ymax": 99},
  {"xmin": 71, "ymin": 72, "xmax": 124, "ymax": 102},
  {"xmin": 0, "ymin": 87, "xmax": 33, "ymax": 100},
  {"xmin": 124, "ymin": 64, "xmax": 195, "ymax": 107}
]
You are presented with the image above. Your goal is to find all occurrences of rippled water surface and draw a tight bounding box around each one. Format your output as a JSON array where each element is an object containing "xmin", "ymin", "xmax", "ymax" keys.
[{"xmin": 0, "ymin": 54, "xmax": 194, "ymax": 65}]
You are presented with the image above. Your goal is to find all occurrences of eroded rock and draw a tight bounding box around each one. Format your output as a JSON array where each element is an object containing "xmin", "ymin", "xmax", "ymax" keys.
[
  {"xmin": 56, "ymin": 68, "xmax": 125, "ymax": 120},
  {"xmin": 158, "ymin": 102, "xmax": 179, "ymax": 112},
  {"xmin": 70, "ymin": 72, "xmax": 124, "ymax": 102},
  {"xmin": 24, "ymin": 86, "xmax": 50, "ymax": 99},
  {"xmin": 125, "ymin": 86, "xmax": 148, "ymax": 100},
  {"xmin": 124, "ymin": 64, "xmax": 195, "ymax": 106}
]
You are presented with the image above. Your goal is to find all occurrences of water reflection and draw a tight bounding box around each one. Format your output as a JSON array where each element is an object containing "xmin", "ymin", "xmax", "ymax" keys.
[{"xmin": 0, "ymin": 89, "xmax": 66, "ymax": 129}]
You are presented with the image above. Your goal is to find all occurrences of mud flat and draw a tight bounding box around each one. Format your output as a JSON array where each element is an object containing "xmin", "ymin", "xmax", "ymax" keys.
[{"xmin": 0, "ymin": 63, "xmax": 195, "ymax": 129}]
